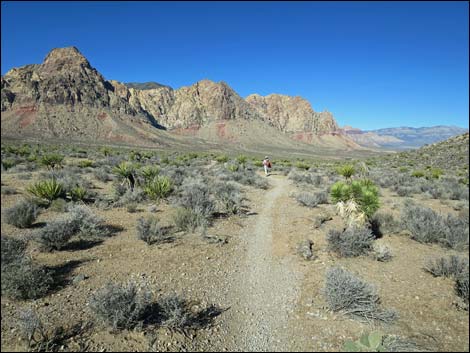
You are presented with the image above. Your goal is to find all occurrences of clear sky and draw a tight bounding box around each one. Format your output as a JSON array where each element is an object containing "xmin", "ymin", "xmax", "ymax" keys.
[{"xmin": 1, "ymin": 1, "xmax": 468, "ymax": 130}]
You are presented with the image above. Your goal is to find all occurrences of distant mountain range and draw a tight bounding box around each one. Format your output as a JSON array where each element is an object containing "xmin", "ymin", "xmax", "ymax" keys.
[
  {"xmin": 1, "ymin": 46, "xmax": 466, "ymax": 152},
  {"xmin": 342, "ymin": 125, "xmax": 468, "ymax": 149}
]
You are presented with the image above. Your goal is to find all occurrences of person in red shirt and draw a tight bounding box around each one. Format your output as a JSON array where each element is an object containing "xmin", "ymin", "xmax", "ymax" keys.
[{"xmin": 262, "ymin": 156, "xmax": 272, "ymax": 176}]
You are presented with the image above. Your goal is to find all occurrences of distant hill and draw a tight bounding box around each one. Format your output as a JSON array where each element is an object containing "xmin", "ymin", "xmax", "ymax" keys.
[
  {"xmin": 396, "ymin": 132, "xmax": 469, "ymax": 171},
  {"xmin": 368, "ymin": 125, "xmax": 469, "ymax": 149},
  {"xmin": 342, "ymin": 125, "xmax": 468, "ymax": 150},
  {"xmin": 124, "ymin": 82, "xmax": 172, "ymax": 90}
]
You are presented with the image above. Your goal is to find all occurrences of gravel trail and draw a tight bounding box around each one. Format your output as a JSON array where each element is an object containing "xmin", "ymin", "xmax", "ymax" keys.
[{"xmin": 229, "ymin": 175, "xmax": 302, "ymax": 352}]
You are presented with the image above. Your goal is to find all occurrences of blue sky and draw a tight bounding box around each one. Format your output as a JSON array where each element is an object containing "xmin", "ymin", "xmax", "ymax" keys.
[{"xmin": 1, "ymin": 1, "xmax": 468, "ymax": 130}]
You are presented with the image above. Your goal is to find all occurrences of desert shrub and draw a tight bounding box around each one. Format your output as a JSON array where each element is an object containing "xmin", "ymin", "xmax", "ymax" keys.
[
  {"xmin": 1, "ymin": 235, "xmax": 28, "ymax": 265},
  {"xmin": 455, "ymin": 276, "xmax": 469, "ymax": 308},
  {"xmin": 49, "ymin": 198, "xmax": 68, "ymax": 212},
  {"xmin": 297, "ymin": 239, "xmax": 314, "ymax": 260},
  {"xmin": 93, "ymin": 168, "xmax": 112, "ymax": 182},
  {"xmin": 411, "ymin": 170, "xmax": 425, "ymax": 178},
  {"xmin": 40, "ymin": 154, "xmax": 64, "ymax": 169},
  {"xmin": 27, "ymin": 179, "xmax": 65, "ymax": 202},
  {"xmin": 4, "ymin": 199, "xmax": 39, "ymax": 228},
  {"xmin": 178, "ymin": 179, "xmax": 215, "ymax": 220},
  {"xmin": 330, "ymin": 179, "xmax": 380, "ymax": 218},
  {"xmin": 327, "ymin": 226, "xmax": 375, "ymax": 257},
  {"xmin": 401, "ymin": 201, "xmax": 469, "ymax": 249},
  {"xmin": 89, "ymin": 281, "xmax": 151, "ymax": 330},
  {"xmin": 337, "ymin": 164, "xmax": 356, "ymax": 179},
  {"xmin": 372, "ymin": 244, "xmax": 393, "ymax": 262},
  {"xmin": 136, "ymin": 216, "xmax": 172, "ymax": 245},
  {"xmin": 126, "ymin": 203, "xmax": 138, "ymax": 213},
  {"xmin": 423, "ymin": 255, "xmax": 469, "ymax": 278},
  {"xmin": 159, "ymin": 295, "xmax": 192, "ymax": 330},
  {"xmin": 68, "ymin": 205, "xmax": 106, "ymax": 238},
  {"xmin": 1, "ymin": 158, "xmax": 17, "ymax": 170},
  {"xmin": 35, "ymin": 217, "xmax": 77, "ymax": 251},
  {"xmin": 144, "ymin": 175, "xmax": 173, "ymax": 200},
  {"xmin": 1, "ymin": 186, "xmax": 17, "ymax": 195},
  {"xmin": 1, "ymin": 258, "xmax": 53, "ymax": 300},
  {"xmin": 159, "ymin": 166, "xmax": 186, "ymax": 187},
  {"xmin": 369, "ymin": 212, "xmax": 400, "ymax": 236},
  {"xmin": 295, "ymin": 191, "xmax": 328, "ymax": 208},
  {"xmin": 323, "ymin": 267, "xmax": 397, "ymax": 323},
  {"xmin": 213, "ymin": 181, "xmax": 243, "ymax": 214},
  {"xmin": 288, "ymin": 170, "xmax": 322, "ymax": 186},
  {"xmin": 18, "ymin": 308, "xmax": 90, "ymax": 351},
  {"xmin": 173, "ymin": 208, "xmax": 208, "ymax": 232},
  {"xmin": 114, "ymin": 187, "xmax": 146, "ymax": 207},
  {"xmin": 429, "ymin": 168, "xmax": 443, "ymax": 179}
]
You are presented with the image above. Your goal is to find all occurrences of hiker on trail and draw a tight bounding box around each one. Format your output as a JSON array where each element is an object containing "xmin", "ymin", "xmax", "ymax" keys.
[{"xmin": 262, "ymin": 156, "xmax": 272, "ymax": 176}]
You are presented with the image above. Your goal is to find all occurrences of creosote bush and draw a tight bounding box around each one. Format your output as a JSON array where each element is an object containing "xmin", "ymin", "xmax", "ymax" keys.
[
  {"xmin": 4, "ymin": 199, "xmax": 39, "ymax": 228},
  {"xmin": 213, "ymin": 181, "xmax": 243, "ymax": 214},
  {"xmin": 1, "ymin": 257, "xmax": 53, "ymax": 300},
  {"xmin": 35, "ymin": 205, "xmax": 106, "ymax": 251},
  {"xmin": 327, "ymin": 226, "xmax": 375, "ymax": 257},
  {"xmin": 136, "ymin": 216, "xmax": 172, "ymax": 245},
  {"xmin": 401, "ymin": 201, "xmax": 469, "ymax": 250},
  {"xmin": 89, "ymin": 281, "xmax": 151, "ymax": 330},
  {"xmin": 423, "ymin": 255, "xmax": 468, "ymax": 279},
  {"xmin": 324, "ymin": 267, "xmax": 397, "ymax": 323},
  {"xmin": 1, "ymin": 235, "xmax": 28, "ymax": 265},
  {"xmin": 295, "ymin": 191, "xmax": 328, "ymax": 208}
]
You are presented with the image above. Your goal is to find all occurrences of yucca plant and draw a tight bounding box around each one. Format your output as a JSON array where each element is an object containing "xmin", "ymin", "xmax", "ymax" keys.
[
  {"xmin": 27, "ymin": 179, "xmax": 65, "ymax": 202},
  {"xmin": 144, "ymin": 176, "xmax": 173, "ymax": 200},
  {"xmin": 40, "ymin": 154, "xmax": 64, "ymax": 170},
  {"xmin": 337, "ymin": 164, "xmax": 356, "ymax": 179},
  {"xmin": 69, "ymin": 186, "xmax": 87, "ymax": 201},
  {"xmin": 236, "ymin": 155, "xmax": 247, "ymax": 165},
  {"xmin": 227, "ymin": 164, "xmax": 239, "ymax": 172},
  {"xmin": 78, "ymin": 160, "xmax": 94, "ymax": 168},
  {"xmin": 101, "ymin": 147, "xmax": 111, "ymax": 156},
  {"xmin": 215, "ymin": 155, "xmax": 228, "ymax": 163},
  {"xmin": 140, "ymin": 166, "xmax": 160, "ymax": 182},
  {"xmin": 295, "ymin": 161, "xmax": 310, "ymax": 170},
  {"xmin": 411, "ymin": 170, "xmax": 425, "ymax": 178},
  {"xmin": 113, "ymin": 162, "xmax": 136, "ymax": 190},
  {"xmin": 330, "ymin": 179, "xmax": 380, "ymax": 220}
]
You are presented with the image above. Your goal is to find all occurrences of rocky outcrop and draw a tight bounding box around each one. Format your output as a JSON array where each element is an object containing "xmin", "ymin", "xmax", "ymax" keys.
[
  {"xmin": 245, "ymin": 93, "xmax": 339, "ymax": 134},
  {"xmin": 1, "ymin": 46, "xmax": 361, "ymax": 149}
]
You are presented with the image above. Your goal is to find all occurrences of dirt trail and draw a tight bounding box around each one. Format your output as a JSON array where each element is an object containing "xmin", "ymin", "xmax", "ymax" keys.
[{"xmin": 229, "ymin": 174, "xmax": 302, "ymax": 352}]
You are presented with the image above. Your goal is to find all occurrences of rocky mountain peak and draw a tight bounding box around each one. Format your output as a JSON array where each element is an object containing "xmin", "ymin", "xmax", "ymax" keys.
[{"xmin": 42, "ymin": 46, "xmax": 91, "ymax": 71}]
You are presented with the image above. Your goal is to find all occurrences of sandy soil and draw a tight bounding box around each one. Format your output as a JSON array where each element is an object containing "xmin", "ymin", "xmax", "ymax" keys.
[{"xmin": 1, "ymin": 168, "xmax": 469, "ymax": 352}]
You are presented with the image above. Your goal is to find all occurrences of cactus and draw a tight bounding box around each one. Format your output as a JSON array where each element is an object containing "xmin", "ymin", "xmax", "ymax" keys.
[{"xmin": 343, "ymin": 331, "xmax": 385, "ymax": 352}]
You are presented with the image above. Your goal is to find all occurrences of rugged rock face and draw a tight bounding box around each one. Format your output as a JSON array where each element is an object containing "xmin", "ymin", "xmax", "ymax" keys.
[
  {"xmin": 1, "ymin": 46, "xmax": 359, "ymax": 149},
  {"xmin": 245, "ymin": 93, "xmax": 339, "ymax": 135}
]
